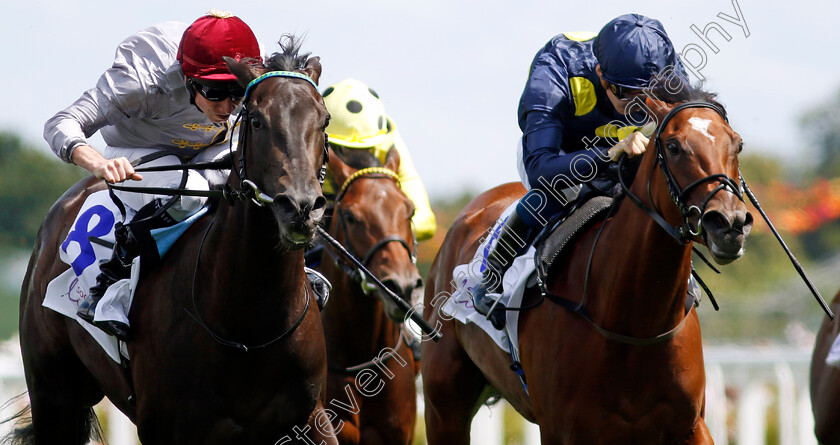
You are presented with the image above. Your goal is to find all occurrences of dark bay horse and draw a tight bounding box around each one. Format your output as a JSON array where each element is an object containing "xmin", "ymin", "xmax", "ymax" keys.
[
  {"xmin": 10, "ymin": 44, "xmax": 339, "ymax": 444},
  {"xmin": 318, "ymin": 147, "xmax": 421, "ymax": 444},
  {"xmin": 421, "ymin": 93, "xmax": 753, "ymax": 444},
  {"xmin": 810, "ymin": 289, "xmax": 840, "ymax": 444}
]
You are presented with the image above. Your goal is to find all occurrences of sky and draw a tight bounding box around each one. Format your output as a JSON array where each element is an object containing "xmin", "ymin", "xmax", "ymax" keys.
[{"xmin": 4, "ymin": 0, "xmax": 839, "ymax": 200}]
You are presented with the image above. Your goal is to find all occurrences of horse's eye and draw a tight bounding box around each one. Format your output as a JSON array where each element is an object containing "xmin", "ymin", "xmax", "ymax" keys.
[
  {"xmin": 323, "ymin": 116, "xmax": 331, "ymax": 130},
  {"xmin": 342, "ymin": 210, "xmax": 357, "ymax": 224},
  {"xmin": 738, "ymin": 141, "xmax": 744, "ymax": 153},
  {"xmin": 250, "ymin": 116, "xmax": 262, "ymax": 129},
  {"xmin": 667, "ymin": 141, "xmax": 680, "ymax": 155}
]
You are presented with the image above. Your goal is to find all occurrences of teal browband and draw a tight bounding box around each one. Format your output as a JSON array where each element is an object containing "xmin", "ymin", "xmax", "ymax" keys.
[{"xmin": 244, "ymin": 71, "xmax": 319, "ymax": 101}]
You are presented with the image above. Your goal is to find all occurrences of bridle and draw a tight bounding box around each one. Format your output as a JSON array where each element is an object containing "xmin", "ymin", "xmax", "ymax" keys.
[
  {"xmin": 326, "ymin": 167, "xmax": 417, "ymax": 294},
  {"xmin": 539, "ymin": 101, "xmax": 744, "ymax": 346},
  {"xmin": 232, "ymin": 70, "xmax": 329, "ymax": 207},
  {"xmin": 107, "ymin": 70, "xmax": 330, "ymax": 208},
  {"xmin": 619, "ymin": 101, "xmax": 744, "ymax": 245},
  {"xmin": 185, "ymin": 70, "xmax": 328, "ymax": 351}
]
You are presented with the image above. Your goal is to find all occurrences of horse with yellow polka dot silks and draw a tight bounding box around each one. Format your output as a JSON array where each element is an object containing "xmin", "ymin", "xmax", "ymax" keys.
[{"xmin": 320, "ymin": 78, "xmax": 437, "ymax": 243}]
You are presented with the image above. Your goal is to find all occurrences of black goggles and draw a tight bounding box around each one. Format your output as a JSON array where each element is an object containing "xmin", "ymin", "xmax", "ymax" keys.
[
  {"xmin": 608, "ymin": 83, "xmax": 645, "ymax": 101},
  {"xmin": 189, "ymin": 79, "xmax": 246, "ymax": 102}
]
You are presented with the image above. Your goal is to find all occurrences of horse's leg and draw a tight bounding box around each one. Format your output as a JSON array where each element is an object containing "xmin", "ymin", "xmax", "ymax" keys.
[
  {"xmin": 421, "ymin": 324, "xmax": 487, "ymax": 445},
  {"xmin": 24, "ymin": 393, "xmax": 101, "ymax": 445}
]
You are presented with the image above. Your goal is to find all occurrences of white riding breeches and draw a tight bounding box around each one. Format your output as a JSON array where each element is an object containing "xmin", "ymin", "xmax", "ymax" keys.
[{"xmin": 103, "ymin": 144, "xmax": 231, "ymax": 222}]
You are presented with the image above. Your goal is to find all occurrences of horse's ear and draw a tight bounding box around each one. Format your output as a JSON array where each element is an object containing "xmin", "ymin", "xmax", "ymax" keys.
[
  {"xmin": 301, "ymin": 56, "xmax": 322, "ymax": 85},
  {"xmin": 384, "ymin": 146, "xmax": 401, "ymax": 173},
  {"xmin": 328, "ymin": 146, "xmax": 354, "ymax": 186},
  {"xmin": 224, "ymin": 57, "xmax": 263, "ymax": 88}
]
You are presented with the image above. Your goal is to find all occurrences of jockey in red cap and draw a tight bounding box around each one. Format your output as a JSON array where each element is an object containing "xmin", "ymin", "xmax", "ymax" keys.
[{"xmin": 43, "ymin": 10, "xmax": 262, "ymax": 340}]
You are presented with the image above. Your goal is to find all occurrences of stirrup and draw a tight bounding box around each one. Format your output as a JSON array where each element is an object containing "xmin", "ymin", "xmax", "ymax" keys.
[
  {"xmin": 305, "ymin": 267, "xmax": 331, "ymax": 310},
  {"xmin": 472, "ymin": 285, "xmax": 506, "ymax": 330},
  {"xmin": 76, "ymin": 295, "xmax": 100, "ymax": 324},
  {"xmin": 94, "ymin": 320, "xmax": 130, "ymax": 341}
]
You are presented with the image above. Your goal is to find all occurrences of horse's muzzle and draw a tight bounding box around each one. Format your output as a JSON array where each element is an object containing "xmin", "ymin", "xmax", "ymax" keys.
[
  {"xmin": 272, "ymin": 192, "xmax": 326, "ymax": 248},
  {"xmin": 701, "ymin": 207, "xmax": 754, "ymax": 264},
  {"xmin": 380, "ymin": 276, "xmax": 424, "ymax": 322}
]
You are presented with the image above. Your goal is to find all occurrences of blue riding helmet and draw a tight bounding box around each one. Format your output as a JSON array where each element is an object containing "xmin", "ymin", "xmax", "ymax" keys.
[{"xmin": 594, "ymin": 14, "xmax": 682, "ymax": 89}]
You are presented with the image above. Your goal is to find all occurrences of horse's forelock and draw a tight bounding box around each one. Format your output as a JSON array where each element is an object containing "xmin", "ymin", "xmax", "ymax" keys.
[{"xmin": 265, "ymin": 34, "xmax": 314, "ymax": 72}]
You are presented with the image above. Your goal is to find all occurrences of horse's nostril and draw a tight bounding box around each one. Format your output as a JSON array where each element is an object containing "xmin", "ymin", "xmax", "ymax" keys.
[
  {"xmin": 274, "ymin": 195, "xmax": 296, "ymax": 215},
  {"xmin": 313, "ymin": 196, "xmax": 326, "ymax": 211},
  {"xmin": 414, "ymin": 277, "xmax": 424, "ymax": 290},
  {"xmin": 743, "ymin": 212, "xmax": 754, "ymax": 229},
  {"xmin": 701, "ymin": 211, "xmax": 730, "ymax": 233}
]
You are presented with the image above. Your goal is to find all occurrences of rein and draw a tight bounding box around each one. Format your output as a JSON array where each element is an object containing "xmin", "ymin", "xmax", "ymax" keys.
[
  {"xmin": 619, "ymin": 101, "xmax": 744, "ymax": 245},
  {"xmin": 540, "ymin": 101, "xmax": 737, "ymax": 346},
  {"xmin": 109, "ymin": 70, "xmax": 328, "ymax": 206},
  {"xmin": 117, "ymin": 70, "xmax": 326, "ymax": 350},
  {"xmin": 184, "ymin": 218, "xmax": 311, "ymax": 352}
]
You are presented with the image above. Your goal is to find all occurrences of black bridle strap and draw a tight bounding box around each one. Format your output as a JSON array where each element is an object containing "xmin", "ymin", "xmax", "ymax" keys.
[
  {"xmin": 618, "ymin": 155, "xmax": 688, "ymax": 244},
  {"xmin": 538, "ymin": 101, "xmax": 735, "ymax": 345},
  {"xmin": 184, "ymin": 218, "xmax": 311, "ymax": 351},
  {"xmin": 332, "ymin": 168, "xmax": 417, "ymax": 268},
  {"xmin": 620, "ymin": 101, "xmax": 741, "ymax": 244},
  {"xmin": 361, "ymin": 235, "xmax": 414, "ymax": 266},
  {"xmin": 132, "ymin": 159, "xmax": 232, "ymax": 172}
]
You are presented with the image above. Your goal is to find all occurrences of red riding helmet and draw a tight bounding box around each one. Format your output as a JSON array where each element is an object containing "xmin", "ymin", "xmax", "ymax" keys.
[{"xmin": 177, "ymin": 10, "xmax": 262, "ymax": 81}]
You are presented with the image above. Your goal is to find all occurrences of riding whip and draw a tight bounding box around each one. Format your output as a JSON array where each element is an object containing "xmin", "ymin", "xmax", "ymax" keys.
[
  {"xmin": 740, "ymin": 176, "xmax": 834, "ymax": 319},
  {"xmin": 316, "ymin": 226, "xmax": 443, "ymax": 341}
]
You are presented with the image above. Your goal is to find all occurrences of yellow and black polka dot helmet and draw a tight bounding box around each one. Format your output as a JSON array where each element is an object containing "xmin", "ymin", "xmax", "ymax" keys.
[{"xmin": 322, "ymin": 78, "xmax": 392, "ymax": 149}]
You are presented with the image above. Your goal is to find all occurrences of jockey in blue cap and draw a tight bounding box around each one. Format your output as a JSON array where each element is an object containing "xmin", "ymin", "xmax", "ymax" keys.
[{"xmin": 473, "ymin": 14, "xmax": 690, "ymax": 327}]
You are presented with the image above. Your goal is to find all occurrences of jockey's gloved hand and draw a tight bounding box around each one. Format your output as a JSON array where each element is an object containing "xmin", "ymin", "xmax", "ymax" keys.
[
  {"xmin": 607, "ymin": 122, "xmax": 656, "ymax": 162},
  {"xmin": 608, "ymin": 130, "xmax": 649, "ymax": 162}
]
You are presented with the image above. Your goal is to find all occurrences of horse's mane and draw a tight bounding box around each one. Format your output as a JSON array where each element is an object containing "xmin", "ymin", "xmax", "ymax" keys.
[
  {"xmin": 265, "ymin": 34, "xmax": 313, "ymax": 71},
  {"xmin": 648, "ymin": 79, "xmax": 727, "ymax": 117}
]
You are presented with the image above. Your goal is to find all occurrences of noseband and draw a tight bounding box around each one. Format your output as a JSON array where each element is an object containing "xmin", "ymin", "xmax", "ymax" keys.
[
  {"xmin": 328, "ymin": 167, "xmax": 417, "ymax": 292},
  {"xmin": 619, "ymin": 101, "xmax": 744, "ymax": 244},
  {"xmin": 232, "ymin": 71, "xmax": 329, "ymax": 207}
]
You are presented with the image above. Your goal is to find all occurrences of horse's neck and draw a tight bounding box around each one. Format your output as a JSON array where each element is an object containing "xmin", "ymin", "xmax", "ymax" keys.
[
  {"xmin": 201, "ymin": 202, "xmax": 306, "ymax": 329},
  {"xmin": 322, "ymin": 263, "xmax": 398, "ymax": 363},
  {"xmin": 588, "ymin": 163, "xmax": 693, "ymax": 336}
]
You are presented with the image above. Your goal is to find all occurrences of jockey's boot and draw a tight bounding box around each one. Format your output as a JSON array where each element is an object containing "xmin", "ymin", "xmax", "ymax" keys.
[
  {"xmin": 472, "ymin": 211, "xmax": 535, "ymax": 330},
  {"xmin": 77, "ymin": 222, "xmax": 136, "ymax": 341},
  {"xmin": 305, "ymin": 267, "xmax": 332, "ymax": 310}
]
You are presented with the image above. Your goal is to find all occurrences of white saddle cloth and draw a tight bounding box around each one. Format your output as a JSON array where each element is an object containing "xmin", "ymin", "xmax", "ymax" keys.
[
  {"xmin": 827, "ymin": 332, "xmax": 840, "ymax": 367},
  {"xmin": 43, "ymin": 191, "xmax": 134, "ymax": 362},
  {"xmin": 441, "ymin": 201, "xmax": 538, "ymax": 360}
]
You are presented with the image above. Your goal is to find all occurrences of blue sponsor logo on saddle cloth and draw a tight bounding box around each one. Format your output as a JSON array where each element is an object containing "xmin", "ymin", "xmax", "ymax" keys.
[
  {"xmin": 441, "ymin": 201, "xmax": 537, "ymax": 359},
  {"xmin": 44, "ymin": 190, "xmax": 207, "ymax": 363}
]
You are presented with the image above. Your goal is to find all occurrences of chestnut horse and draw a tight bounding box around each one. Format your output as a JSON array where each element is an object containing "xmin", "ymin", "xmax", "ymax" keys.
[
  {"xmin": 9, "ymin": 43, "xmax": 340, "ymax": 444},
  {"xmin": 317, "ymin": 147, "xmax": 422, "ymax": 444},
  {"xmin": 810, "ymin": 289, "xmax": 840, "ymax": 444},
  {"xmin": 421, "ymin": 93, "xmax": 753, "ymax": 444}
]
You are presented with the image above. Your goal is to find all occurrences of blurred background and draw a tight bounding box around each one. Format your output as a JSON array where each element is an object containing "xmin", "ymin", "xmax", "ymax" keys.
[{"xmin": 2, "ymin": 0, "xmax": 839, "ymax": 443}]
